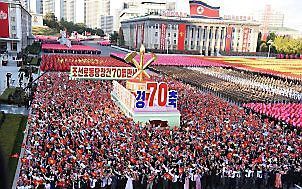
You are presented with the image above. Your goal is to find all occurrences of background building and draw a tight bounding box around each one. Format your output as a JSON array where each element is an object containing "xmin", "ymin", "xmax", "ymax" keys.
[
  {"xmin": 121, "ymin": 0, "xmax": 260, "ymax": 55},
  {"xmin": 85, "ymin": 0, "xmax": 110, "ymax": 29},
  {"xmin": 64, "ymin": 0, "xmax": 84, "ymax": 23},
  {"xmin": 29, "ymin": 0, "xmax": 42, "ymax": 14},
  {"xmin": 0, "ymin": 1, "xmax": 33, "ymax": 58},
  {"xmin": 42, "ymin": 0, "xmax": 64, "ymax": 20},
  {"xmin": 115, "ymin": 0, "xmax": 175, "ymax": 31},
  {"xmin": 100, "ymin": 15, "xmax": 113, "ymax": 34}
]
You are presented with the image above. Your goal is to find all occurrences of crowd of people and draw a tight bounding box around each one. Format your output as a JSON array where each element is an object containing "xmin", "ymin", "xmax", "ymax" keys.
[
  {"xmin": 152, "ymin": 66, "xmax": 301, "ymax": 104},
  {"xmin": 17, "ymin": 72, "xmax": 301, "ymax": 189},
  {"xmin": 243, "ymin": 103, "xmax": 302, "ymax": 128},
  {"xmin": 42, "ymin": 44, "xmax": 101, "ymax": 55},
  {"xmin": 190, "ymin": 67, "xmax": 302, "ymax": 101}
]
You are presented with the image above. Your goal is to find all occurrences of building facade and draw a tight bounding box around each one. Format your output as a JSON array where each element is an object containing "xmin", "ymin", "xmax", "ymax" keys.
[
  {"xmin": 121, "ymin": 0, "xmax": 260, "ymax": 55},
  {"xmin": 29, "ymin": 0, "xmax": 43, "ymax": 14},
  {"xmin": 43, "ymin": 0, "xmax": 64, "ymax": 20},
  {"xmin": 0, "ymin": 1, "xmax": 34, "ymax": 58},
  {"xmin": 85, "ymin": 0, "xmax": 110, "ymax": 29},
  {"xmin": 100, "ymin": 15, "xmax": 113, "ymax": 34},
  {"xmin": 64, "ymin": 0, "xmax": 84, "ymax": 23},
  {"xmin": 115, "ymin": 0, "xmax": 175, "ymax": 32}
]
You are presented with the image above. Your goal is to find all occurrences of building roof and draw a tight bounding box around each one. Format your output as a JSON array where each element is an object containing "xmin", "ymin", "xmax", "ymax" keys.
[
  {"xmin": 269, "ymin": 26, "xmax": 300, "ymax": 32},
  {"xmin": 121, "ymin": 15, "xmax": 260, "ymax": 27}
]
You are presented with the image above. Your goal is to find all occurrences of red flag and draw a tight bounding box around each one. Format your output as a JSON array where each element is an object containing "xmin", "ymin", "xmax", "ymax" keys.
[
  {"xmin": 0, "ymin": 2, "xmax": 9, "ymax": 38},
  {"xmin": 225, "ymin": 26, "xmax": 233, "ymax": 52},
  {"xmin": 10, "ymin": 153, "xmax": 19, "ymax": 158},
  {"xmin": 178, "ymin": 24, "xmax": 186, "ymax": 51}
]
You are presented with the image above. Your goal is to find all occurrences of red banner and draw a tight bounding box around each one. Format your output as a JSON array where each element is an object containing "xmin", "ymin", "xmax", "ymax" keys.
[
  {"xmin": 141, "ymin": 23, "xmax": 145, "ymax": 44},
  {"xmin": 225, "ymin": 26, "xmax": 233, "ymax": 52},
  {"xmin": 242, "ymin": 27, "xmax": 250, "ymax": 52},
  {"xmin": 134, "ymin": 24, "xmax": 138, "ymax": 49},
  {"xmin": 0, "ymin": 2, "xmax": 9, "ymax": 38},
  {"xmin": 160, "ymin": 24, "xmax": 167, "ymax": 51},
  {"xmin": 190, "ymin": 3, "xmax": 220, "ymax": 18},
  {"xmin": 178, "ymin": 24, "xmax": 186, "ymax": 51}
]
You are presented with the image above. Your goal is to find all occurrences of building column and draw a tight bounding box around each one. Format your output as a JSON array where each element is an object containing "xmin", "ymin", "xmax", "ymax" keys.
[
  {"xmin": 250, "ymin": 27, "xmax": 258, "ymax": 52},
  {"xmin": 198, "ymin": 26, "xmax": 204, "ymax": 53},
  {"xmin": 238, "ymin": 27, "xmax": 244, "ymax": 52},
  {"xmin": 205, "ymin": 26, "xmax": 210, "ymax": 55},
  {"xmin": 221, "ymin": 27, "xmax": 227, "ymax": 51},
  {"xmin": 211, "ymin": 27, "xmax": 218, "ymax": 55},
  {"xmin": 216, "ymin": 27, "xmax": 222, "ymax": 54}
]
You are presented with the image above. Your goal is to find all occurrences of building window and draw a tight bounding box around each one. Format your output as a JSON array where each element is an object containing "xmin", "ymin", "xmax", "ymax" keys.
[
  {"xmin": 191, "ymin": 28, "xmax": 194, "ymax": 38},
  {"xmin": 191, "ymin": 41, "xmax": 193, "ymax": 46},
  {"xmin": 197, "ymin": 28, "xmax": 200, "ymax": 38},
  {"xmin": 11, "ymin": 17, "xmax": 15, "ymax": 22},
  {"xmin": 203, "ymin": 29, "xmax": 206, "ymax": 39},
  {"xmin": 168, "ymin": 33, "xmax": 171, "ymax": 37},
  {"xmin": 174, "ymin": 33, "xmax": 177, "ymax": 38},
  {"xmin": 209, "ymin": 29, "xmax": 212, "ymax": 39},
  {"xmin": 11, "ymin": 42, "xmax": 17, "ymax": 51},
  {"xmin": 174, "ymin": 40, "xmax": 177, "ymax": 44},
  {"xmin": 12, "ymin": 26, "xmax": 16, "ymax": 30},
  {"xmin": 0, "ymin": 41, "xmax": 7, "ymax": 53},
  {"xmin": 155, "ymin": 32, "xmax": 158, "ymax": 37},
  {"xmin": 185, "ymin": 41, "xmax": 187, "ymax": 45},
  {"xmin": 197, "ymin": 41, "xmax": 199, "ymax": 46}
]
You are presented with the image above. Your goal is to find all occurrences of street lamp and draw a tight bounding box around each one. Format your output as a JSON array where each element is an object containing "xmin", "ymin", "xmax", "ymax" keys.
[{"xmin": 267, "ymin": 39, "xmax": 273, "ymax": 58}]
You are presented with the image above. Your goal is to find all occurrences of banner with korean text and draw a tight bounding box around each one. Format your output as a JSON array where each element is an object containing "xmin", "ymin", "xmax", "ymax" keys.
[
  {"xmin": 242, "ymin": 27, "xmax": 250, "ymax": 52},
  {"xmin": 160, "ymin": 24, "xmax": 167, "ymax": 51},
  {"xmin": 70, "ymin": 66, "xmax": 138, "ymax": 80},
  {"xmin": 178, "ymin": 24, "xmax": 186, "ymax": 51}
]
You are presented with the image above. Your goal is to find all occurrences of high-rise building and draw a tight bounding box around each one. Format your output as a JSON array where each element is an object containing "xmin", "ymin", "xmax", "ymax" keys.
[
  {"xmin": 100, "ymin": 15, "xmax": 113, "ymax": 34},
  {"xmin": 64, "ymin": 0, "xmax": 84, "ymax": 23},
  {"xmin": 115, "ymin": 0, "xmax": 176, "ymax": 31},
  {"xmin": 258, "ymin": 5, "xmax": 284, "ymax": 28},
  {"xmin": 84, "ymin": 0, "xmax": 110, "ymax": 29},
  {"xmin": 29, "ymin": 0, "xmax": 43, "ymax": 14},
  {"xmin": 43, "ymin": 0, "xmax": 64, "ymax": 20},
  {"xmin": 255, "ymin": 4, "xmax": 285, "ymax": 40}
]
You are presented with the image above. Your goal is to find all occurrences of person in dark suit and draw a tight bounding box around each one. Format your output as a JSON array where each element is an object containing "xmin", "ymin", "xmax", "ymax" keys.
[{"xmin": 111, "ymin": 174, "xmax": 118, "ymax": 189}]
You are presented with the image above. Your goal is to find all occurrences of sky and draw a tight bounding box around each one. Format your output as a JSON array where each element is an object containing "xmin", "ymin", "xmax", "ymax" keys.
[{"xmin": 111, "ymin": 0, "xmax": 302, "ymax": 32}]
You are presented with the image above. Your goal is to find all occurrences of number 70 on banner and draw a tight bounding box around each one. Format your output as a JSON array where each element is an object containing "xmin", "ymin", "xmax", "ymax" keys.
[{"xmin": 135, "ymin": 82, "xmax": 178, "ymax": 109}]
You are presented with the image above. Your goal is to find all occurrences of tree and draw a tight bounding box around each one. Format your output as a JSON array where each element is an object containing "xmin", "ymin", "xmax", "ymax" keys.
[
  {"xmin": 118, "ymin": 28, "xmax": 125, "ymax": 46},
  {"xmin": 256, "ymin": 32, "xmax": 262, "ymax": 52},
  {"xmin": 273, "ymin": 36, "xmax": 302, "ymax": 54},
  {"xmin": 94, "ymin": 28, "xmax": 104, "ymax": 36},
  {"xmin": 43, "ymin": 13, "xmax": 59, "ymax": 31},
  {"xmin": 266, "ymin": 32, "xmax": 276, "ymax": 43},
  {"xmin": 110, "ymin": 31, "xmax": 119, "ymax": 44},
  {"xmin": 259, "ymin": 42, "xmax": 268, "ymax": 52}
]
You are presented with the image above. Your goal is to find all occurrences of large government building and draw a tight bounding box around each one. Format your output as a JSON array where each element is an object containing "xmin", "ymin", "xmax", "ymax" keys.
[
  {"xmin": 0, "ymin": 1, "xmax": 34, "ymax": 58},
  {"xmin": 121, "ymin": 0, "xmax": 260, "ymax": 55}
]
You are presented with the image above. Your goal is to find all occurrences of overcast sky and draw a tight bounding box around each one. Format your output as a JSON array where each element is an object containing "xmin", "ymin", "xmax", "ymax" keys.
[{"xmin": 111, "ymin": 0, "xmax": 302, "ymax": 31}]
